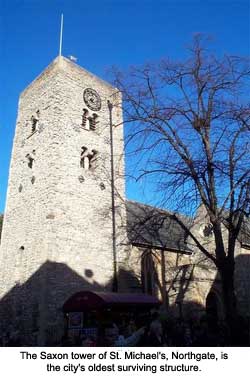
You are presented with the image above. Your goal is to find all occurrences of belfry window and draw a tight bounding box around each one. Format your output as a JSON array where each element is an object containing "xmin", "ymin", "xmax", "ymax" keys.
[
  {"xmin": 81, "ymin": 109, "xmax": 98, "ymax": 131},
  {"xmin": 89, "ymin": 113, "xmax": 98, "ymax": 131},
  {"xmin": 82, "ymin": 109, "xmax": 89, "ymax": 129}
]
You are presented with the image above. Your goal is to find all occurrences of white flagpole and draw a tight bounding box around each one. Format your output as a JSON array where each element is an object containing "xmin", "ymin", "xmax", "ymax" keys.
[{"xmin": 59, "ymin": 14, "xmax": 64, "ymax": 56}]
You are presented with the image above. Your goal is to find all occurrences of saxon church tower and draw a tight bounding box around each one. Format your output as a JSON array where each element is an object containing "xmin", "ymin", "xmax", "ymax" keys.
[{"xmin": 0, "ymin": 56, "xmax": 128, "ymax": 345}]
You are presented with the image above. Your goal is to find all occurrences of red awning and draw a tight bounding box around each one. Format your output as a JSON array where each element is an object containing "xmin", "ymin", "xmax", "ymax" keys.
[{"xmin": 63, "ymin": 291, "xmax": 161, "ymax": 312}]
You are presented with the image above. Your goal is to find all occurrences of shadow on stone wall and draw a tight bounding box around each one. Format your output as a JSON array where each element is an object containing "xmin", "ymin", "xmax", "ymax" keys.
[
  {"xmin": 1, "ymin": 253, "xmax": 249, "ymax": 346},
  {"xmin": 180, "ymin": 252, "xmax": 250, "ymax": 346},
  {"xmin": 163, "ymin": 251, "xmax": 250, "ymax": 346},
  {"xmin": 0, "ymin": 260, "xmax": 141, "ymax": 346}
]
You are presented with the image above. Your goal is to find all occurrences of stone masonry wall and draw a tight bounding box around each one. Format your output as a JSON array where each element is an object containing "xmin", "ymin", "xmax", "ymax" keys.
[
  {"xmin": 128, "ymin": 202, "xmax": 250, "ymax": 320},
  {"xmin": 0, "ymin": 57, "xmax": 129, "ymax": 345}
]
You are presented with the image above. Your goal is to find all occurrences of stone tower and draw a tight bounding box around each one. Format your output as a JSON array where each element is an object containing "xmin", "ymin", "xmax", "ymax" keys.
[{"xmin": 0, "ymin": 56, "xmax": 128, "ymax": 345}]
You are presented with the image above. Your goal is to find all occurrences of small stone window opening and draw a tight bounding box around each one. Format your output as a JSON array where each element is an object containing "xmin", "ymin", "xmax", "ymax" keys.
[
  {"xmin": 78, "ymin": 175, "xmax": 85, "ymax": 183},
  {"xmin": 82, "ymin": 108, "xmax": 89, "ymax": 129},
  {"xmin": 19, "ymin": 246, "xmax": 24, "ymax": 251},
  {"xmin": 80, "ymin": 147, "xmax": 98, "ymax": 170},
  {"xmin": 203, "ymin": 224, "xmax": 213, "ymax": 237},
  {"xmin": 31, "ymin": 110, "xmax": 40, "ymax": 133},
  {"xmin": 26, "ymin": 154, "xmax": 34, "ymax": 169}
]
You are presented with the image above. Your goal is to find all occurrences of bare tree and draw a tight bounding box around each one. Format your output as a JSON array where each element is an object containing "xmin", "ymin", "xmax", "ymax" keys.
[{"xmin": 112, "ymin": 35, "xmax": 250, "ymax": 330}]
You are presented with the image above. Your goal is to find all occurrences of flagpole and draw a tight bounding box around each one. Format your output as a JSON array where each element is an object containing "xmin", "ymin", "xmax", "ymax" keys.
[{"xmin": 59, "ymin": 14, "xmax": 64, "ymax": 56}]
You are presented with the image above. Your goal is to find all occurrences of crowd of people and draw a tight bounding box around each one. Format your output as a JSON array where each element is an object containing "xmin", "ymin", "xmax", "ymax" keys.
[
  {"xmin": 1, "ymin": 310, "xmax": 249, "ymax": 346},
  {"xmin": 62, "ymin": 311, "xmax": 250, "ymax": 347},
  {"xmin": 62, "ymin": 311, "xmax": 166, "ymax": 347}
]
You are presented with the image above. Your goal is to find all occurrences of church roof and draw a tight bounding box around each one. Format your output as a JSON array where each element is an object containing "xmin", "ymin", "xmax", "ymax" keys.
[
  {"xmin": 126, "ymin": 200, "xmax": 250, "ymax": 252},
  {"xmin": 126, "ymin": 200, "xmax": 192, "ymax": 253}
]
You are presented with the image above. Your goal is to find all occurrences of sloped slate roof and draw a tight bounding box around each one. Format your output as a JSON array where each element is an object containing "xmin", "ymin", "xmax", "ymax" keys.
[
  {"xmin": 126, "ymin": 200, "xmax": 250, "ymax": 251},
  {"xmin": 126, "ymin": 200, "xmax": 192, "ymax": 252}
]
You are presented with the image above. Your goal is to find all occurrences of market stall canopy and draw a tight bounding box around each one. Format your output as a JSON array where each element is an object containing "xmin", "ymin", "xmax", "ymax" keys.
[{"xmin": 63, "ymin": 291, "xmax": 161, "ymax": 312}]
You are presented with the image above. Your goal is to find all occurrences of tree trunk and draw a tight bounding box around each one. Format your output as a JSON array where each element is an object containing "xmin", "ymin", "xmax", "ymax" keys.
[
  {"xmin": 160, "ymin": 250, "xmax": 168, "ymax": 309},
  {"xmin": 218, "ymin": 257, "xmax": 237, "ymax": 343}
]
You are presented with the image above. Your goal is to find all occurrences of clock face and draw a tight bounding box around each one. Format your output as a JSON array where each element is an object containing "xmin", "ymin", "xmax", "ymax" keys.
[{"xmin": 83, "ymin": 88, "xmax": 102, "ymax": 111}]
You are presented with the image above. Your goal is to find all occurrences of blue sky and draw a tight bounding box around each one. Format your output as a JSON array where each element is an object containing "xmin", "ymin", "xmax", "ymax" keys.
[{"xmin": 0, "ymin": 0, "xmax": 249, "ymax": 212}]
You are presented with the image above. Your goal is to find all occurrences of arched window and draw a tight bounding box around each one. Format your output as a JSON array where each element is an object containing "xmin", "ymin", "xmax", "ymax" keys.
[
  {"xmin": 141, "ymin": 250, "xmax": 158, "ymax": 295},
  {"xmin": 80, "ymin": 147, "xmax": 98, "ymax": 170},
  {"xmin": 82, "ymin": 109, "xmax": 89, "ymax": 129},
  {"xmin": 89, "ymin": 113, "xmax": 98, "ymax": 131},
  {"xmin": 81, "ymin": 109, "xmax": 98, "ymax": 131}
]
